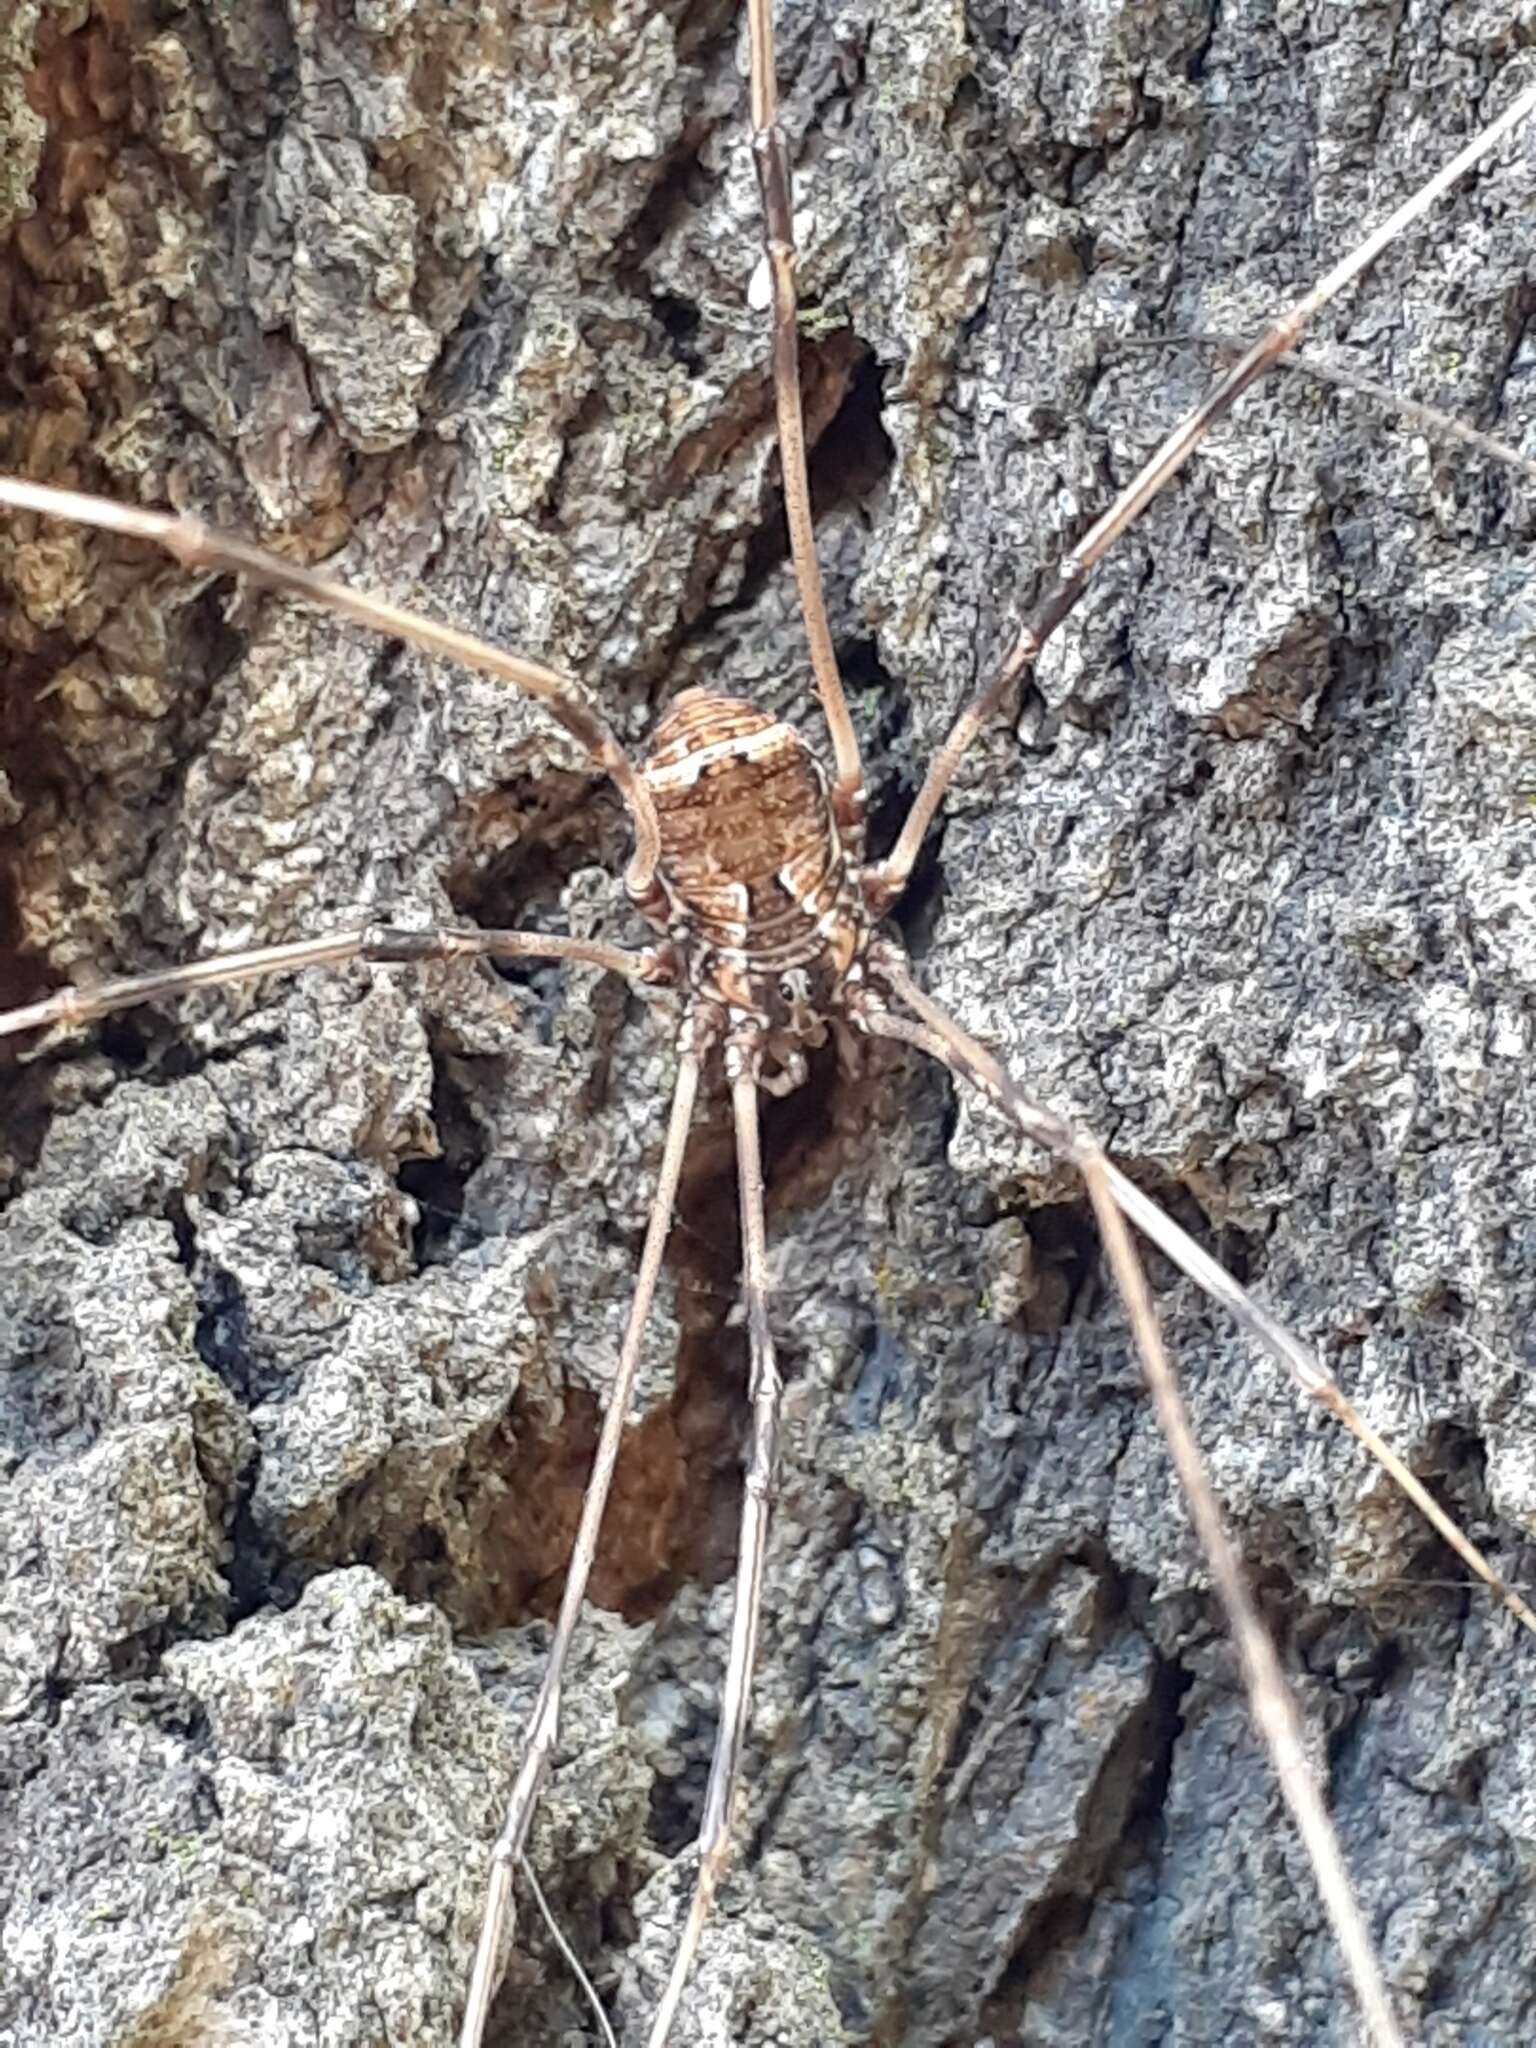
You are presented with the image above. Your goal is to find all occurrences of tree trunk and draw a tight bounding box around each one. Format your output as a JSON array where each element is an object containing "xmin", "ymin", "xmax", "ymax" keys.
[{"xmin": 2, "ymin": 3, "xmax": 1534, "ymax": 2043}]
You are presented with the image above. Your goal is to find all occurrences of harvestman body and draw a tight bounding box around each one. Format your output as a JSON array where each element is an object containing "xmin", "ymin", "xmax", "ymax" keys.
[{"xmin": 4, "ymin": 6, "xmax": 1536, "ymax": 2045}]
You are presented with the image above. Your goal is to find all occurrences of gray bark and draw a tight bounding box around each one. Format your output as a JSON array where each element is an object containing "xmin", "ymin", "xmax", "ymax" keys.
[{"xmin": 2, "ymin": 3, "xmax": 1534, "ymax": 2044}]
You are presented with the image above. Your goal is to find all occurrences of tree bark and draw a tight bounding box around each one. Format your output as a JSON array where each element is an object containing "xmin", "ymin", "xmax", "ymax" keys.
[{"xmin": 2, "ymin": 3, "xmax": 1534, "ymax": 2044}]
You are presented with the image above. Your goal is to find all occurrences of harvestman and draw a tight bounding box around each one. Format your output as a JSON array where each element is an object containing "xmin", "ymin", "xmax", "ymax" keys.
[{"xmin": 3, "ymin": 10, "xmax": 1536, "ymax": 2046}]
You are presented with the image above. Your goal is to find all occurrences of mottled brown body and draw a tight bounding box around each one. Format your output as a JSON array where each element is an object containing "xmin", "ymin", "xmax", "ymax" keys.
[{"xmin": 636, "ymin": 689, "xmax": 869, "ymax": 1039}]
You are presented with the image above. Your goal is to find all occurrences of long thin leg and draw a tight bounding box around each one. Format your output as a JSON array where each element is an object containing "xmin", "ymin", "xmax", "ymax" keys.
[
  {"xmin": 1082, "ymin": 1157, "xmax": 1401, "ymax": 2048},
  {"xmin": 644, "ymin": 1052, "xmax": 782, "ymax": 2048},
  {"xmin": 745, "ymin": 0, "xmax": 865, "ymax": 838},
  {"xmin": 459, "ymin": 1023, "xmax": 708, "ymax": 2048},
  {"xmin": 860, "ymin": 994, "xmax": 1403, "ymax": 2048},
  {"xmin": 516, "ymin": 1852, "xmax": 618, "ymax": 2048},
  {"xmin": 872, "ymin": 76, "xmax": 1536, "ymax": 907},
  {"xmin": 0, "ymin": 925, "xmax": 667, "ymax": 1042},
  {"xmin": 871, "ymin": 960, "xmax": 1536, "ymax": 1640},
  {"xmin": 0, "ymin": 477, "xmax": 664, "ymax": 895},
  {"xmin": 1120, "ymin": 334, "xmax": 1536, "ymax": 484}
]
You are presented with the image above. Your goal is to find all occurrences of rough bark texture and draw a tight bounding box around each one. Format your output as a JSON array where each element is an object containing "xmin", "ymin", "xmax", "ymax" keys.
[{"xmin": 2, "ymin": 3, "xmax": 1534, "ymax": 2044}]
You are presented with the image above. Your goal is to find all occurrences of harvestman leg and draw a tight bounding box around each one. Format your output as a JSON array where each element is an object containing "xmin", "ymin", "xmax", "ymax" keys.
[
  {"xmin": 0, "ymin": 912, "xmax": 698, "ymax": 2048},
  {"xmin": 459, "ymin": 1018, "xmax": 713, "ymax": 2048},
  {"xmin": 863, "ymin": 913, "xmax": 1536, "ymax": 2039},
  {"xmin": 552, "ymin": 12, "xmax": 878, "ymax": 2031},
  {"xmin": 1126, "ymin": 332, "xmax": 1536, "ymax": 485},
  {"xmin": 1072, "ymin": 1165, "xmax": 1398, "ymax": 2048},
  {"xmin": 0, "ymin": 477, "xmax": 664, "ymax": 902},
  {"xmin": 877, "ymin": 961, "xmax": 1536, "ymax": 1638},
  {"xmin": 667, "ymin": 31, "xmax": 1536, "ymax": 2048},
  {"xmin": 0, "ymin": 927, "xmax": 666, "ymax": 1042},
  {"xmin": 0, "ymin": 468, "xmax": 691, "ymax": 2036},
  {"xmin": 544, "ymin": 21, "xmax": 881, "ymax": 2034},
  {"xmin": 746, "ymin": 0, "xmax": 866, "ymax": 835},
  {"xmin": 867, "ymin": 72, "xmax": 1536, "ymax": 909},
  {"xmin": 5, "ymin": 38, "xmax": 1536, "ymax": 2048},
  {"xmin": 856, "ymin": 984, "xmax": 1406, "ymax": 2048},
  {"xmin": 643, "ymin": 1052, "xmax": 782, "ymax": 2048}
]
